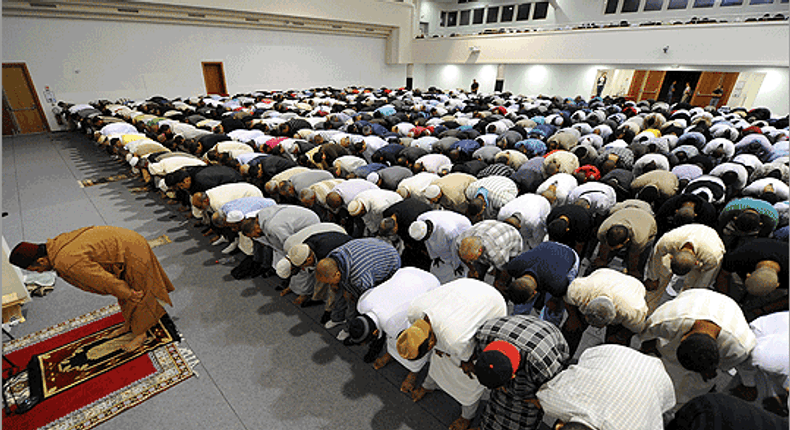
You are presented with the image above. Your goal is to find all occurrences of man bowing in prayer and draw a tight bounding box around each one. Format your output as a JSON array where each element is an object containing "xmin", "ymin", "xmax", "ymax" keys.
[{"xmin": 10, "ymin": 226, "xmax": 175, "ymax": 352}]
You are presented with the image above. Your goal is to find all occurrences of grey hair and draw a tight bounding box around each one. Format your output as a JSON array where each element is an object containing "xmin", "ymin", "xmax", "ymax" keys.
[{"xmin": 584, "ymin": 296, "xmax": 616, "ymax": 327}]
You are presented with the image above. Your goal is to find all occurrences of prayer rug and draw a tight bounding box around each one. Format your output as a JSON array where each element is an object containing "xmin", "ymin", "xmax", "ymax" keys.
[
  {"xmin": 3, "ymin": 305, "xmax": 196, "ymax": 430},
  {"xmin": 78, "ymin": 173, "xmax": 130, "ymax": 188},
  {"xmin": 147, "ymin": 234, "xmax": 173, "ymax": 249}
]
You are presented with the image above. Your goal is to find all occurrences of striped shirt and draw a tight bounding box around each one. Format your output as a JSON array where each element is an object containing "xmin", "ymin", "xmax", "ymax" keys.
[
  {"xmin": 475, "ymin": 315, "xmax": 569, "ymax": 430},
  {"xmin": 454, "ymin": 220, "xmax": 523, "ymax": 270},
  {"xmin": 465, "ymin": 176, "xmax": 518, "ymax": 218},
  {"xmin": 537, "ymin": 345, "xmax": 675, "ymax": 430},
  {"xmin": 329, "ymin": 238, "xmax": 401, "ymax": 298}
]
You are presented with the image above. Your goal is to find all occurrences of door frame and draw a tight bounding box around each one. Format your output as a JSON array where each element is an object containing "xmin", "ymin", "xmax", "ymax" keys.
[
  {"xmin": 2, "ymin": 62, "xmax": 51, "ymax": 134},
  {"xmin": 201, "ymin": 61, "xmax": 228, "ymax": 96}
]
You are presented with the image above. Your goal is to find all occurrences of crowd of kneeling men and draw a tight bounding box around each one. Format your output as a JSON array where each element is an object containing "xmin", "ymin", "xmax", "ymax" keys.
[{"xmin": 60, "ymin": 86, "xmax": 789, "ymax": 430}]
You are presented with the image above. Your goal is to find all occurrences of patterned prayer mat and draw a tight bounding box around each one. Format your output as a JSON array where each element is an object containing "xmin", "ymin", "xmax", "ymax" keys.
[
  {"xmin": 3, "ymin": 305, "xmax": 197, "ymax": 430},
  {"xmin": 78, "ymin": 173, "xmax": 130, "ymax": 188},
  {"xmin": 147, "ymin": 234, "xmax": 173, "ymax": 248}
]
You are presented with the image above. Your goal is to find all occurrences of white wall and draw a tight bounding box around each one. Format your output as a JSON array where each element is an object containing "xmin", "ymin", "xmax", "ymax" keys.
[
  {"xmin": 424, "ymin": 0, "xmax": 789, "ymax": 37},
  {"xmin": 421, "ymin": 63, "xmax": 789, "ymax": 115},
  {"xmin": 3, "ymin": 16, "xmax": 407, "ymax": 128}
]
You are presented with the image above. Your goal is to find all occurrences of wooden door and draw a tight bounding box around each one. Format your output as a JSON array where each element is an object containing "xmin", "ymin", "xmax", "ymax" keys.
[
  {"xmin": 2, "ymin": 63, "xmax": 49, "ymax": 134},
  {"xmin": 626, "ymin": 70, "xmax": 647, "ymax": 101},
  {"xmin": 202, "ymin": 62, "xmax": 228, "ymax": 96},
  {"xmin": 690, "ymin": 72, "xmax": 739, "ymax": 108},
  {"xmin": 639, "ymin": 70, "xmax": 666, "ymax": 102}
]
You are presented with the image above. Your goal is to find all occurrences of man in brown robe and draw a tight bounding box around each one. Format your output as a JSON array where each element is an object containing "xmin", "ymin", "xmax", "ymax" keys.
[{"xmin": 9, "ymin": 226, "xmax": 175, "ymax": 351}]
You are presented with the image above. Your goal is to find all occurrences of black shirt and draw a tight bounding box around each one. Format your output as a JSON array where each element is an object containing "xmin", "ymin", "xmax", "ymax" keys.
[
  {"xmin": 667, "ymin": 393, "xmax": 788, "ymax": 430},
  {"xmin": 547, "ymin": 204, "xmax": 594, "ymax": 245},
  {"xmin": 304, "ymin": 232, "xmax": 353, "ymax": 260}
]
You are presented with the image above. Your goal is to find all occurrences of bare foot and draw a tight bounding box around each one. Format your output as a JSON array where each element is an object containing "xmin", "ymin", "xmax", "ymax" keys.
[
  {"xmin": 410, "ymin": 386, "xmax": 433, "ymax": 402},
  {"xmin": 449, "ymin": 417, "xmax": 471, "ymax": 430},
  {"xmin": 105, "ymin": 324, "xmax": 130, "ymax": 339},
  {"xmin": 293, "ymin": 295, "xmax": 308, "ymax": 305},
  {"xmin": 400, "ymin": 372, "xmax": 418, "ymax": 394},
  {"xmin": 122, "ymin": 333, "xmax": 147, "ymax": 352},
  {"xmin": 373, "ymin": 353, "xmax": 392, "ymax": 370},
  {"xmin": 280, "ymin": 287, "xmax": 292, "ymax": 297}
]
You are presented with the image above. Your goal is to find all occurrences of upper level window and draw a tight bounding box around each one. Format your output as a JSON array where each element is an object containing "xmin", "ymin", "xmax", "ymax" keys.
[
  {"xmin": 644, "ymin": 0, "xmax": 664, "ymax": 10},
  {"xmin": 460, "ymin": 10, "xmax": 471, "ymax": 25},
  {"xmin": 667, "ymin": 0, "xmax": 689, "ymax": 9},
  {"xmin": 693, "ymin": 0, "xmax": 715, "ymax": 7},
  {"xmin": 621, "ymin": 0, "xmax": 641, "ymax": 12},
  {"xmin": 720, "ymin": 0, "xmax": 743, "ymax": 5},
  {"xmin": 533, "ymin": 1, "xmax": 549, "ymax": 19},
  {"xmin": 440, "ymin": 11, "xmax": 446, "ymax": 27},
  {"xmin": 605, "ymin": 0, "xmax": 620, "ymax": 14},
  {"xmin": 516, "ymin": 3, "xmax": 531, "ymax": 20},
  {"xmin": 473, "ymin": 8, "xmax": 485, "ymax": 24},
  {"xmin": 749, "ymin": 0, "xmax": 773, "ymax": 4},
  {"xmin": 487, "ymin": 6, "xmax": 500, "ymax": 23},
  {"xmin": 501, "ymin": 5, "xmax": 515, "ymax": 22},
  {"xmin": 447, "ymin": 11, "xmax": 458, "ymax": 27}
]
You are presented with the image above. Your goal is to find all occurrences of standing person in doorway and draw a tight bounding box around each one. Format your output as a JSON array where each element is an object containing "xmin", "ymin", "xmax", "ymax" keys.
[
  {"xmin": 9, "ymin": 226, "xmax": 176, "ymax": 352},
  {"xmin": 710, "ymin": 84, "xmax": 724, "ymax": 107},
  {"xmin": 681, "ymin": 82, "xmax": 693, "ymax": 104},
  {"xmin": 596, "ymin": 72, "xmax": 607, "ymax": 98},
  {"xmin": 471, "ymin": 79, "xmax": 479, "ymax": 94},
  {"xmin": 666, "ymin": 81, "xmax": 677, "ymax": 103}
]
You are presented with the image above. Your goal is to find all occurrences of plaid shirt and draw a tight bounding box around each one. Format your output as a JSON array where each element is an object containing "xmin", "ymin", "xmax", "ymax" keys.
[
  {"xmin": 454, "ymin": 220, "xmax": 523, "ymax": 270},
  {"xmin": 475, "ymin": 315, "xmax": 569, "ymax": 430}
]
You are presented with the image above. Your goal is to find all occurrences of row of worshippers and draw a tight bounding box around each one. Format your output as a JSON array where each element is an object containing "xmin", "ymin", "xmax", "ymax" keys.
[{"xmin": 64, "ymin": 86, "xmax": 790, "ymax": 429}]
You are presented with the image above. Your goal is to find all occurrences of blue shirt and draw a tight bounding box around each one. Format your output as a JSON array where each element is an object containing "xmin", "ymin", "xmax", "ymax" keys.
[
  {"xmin": 221, "ymin": 197, "xmax": 276, "ymax": 216},
  {"xmin": 329, "ymin": 238, "xmax": 400, "ymax": 298},
  {"xmin": 504, "ymin": 242, "xmax": 579, "ymax": 298}
]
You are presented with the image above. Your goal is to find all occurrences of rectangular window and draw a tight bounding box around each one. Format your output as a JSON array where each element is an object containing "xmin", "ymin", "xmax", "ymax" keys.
[
  {"xmin": 643, "ymin": 0, "xmax": 664, "ymax": 10},
  {"xmin": 749, "ymin": 0, "xmax": 773, "ymax": 4},
  {"xmin": 621, "ymin": 0, "xmax": 641, "ymax": 12},
  {"xmin": 473, "ymin": 8, "xmax": 485, "ymax": 24},
  {"xmin": 486, "ymin": 6, "xmax": 500, "ymax": 23},
  {"xmin": 516, "ymin": 3, "xmax": 531, "ymax": 20},
  {"xmin": 440, "ymin": 11, "xmax": 446, "ymax": 27},
  {"xmin": 605, "ymin": 0, "xmax": 620, "ymax": 14},
  {"xmin": 501, "ymin": 5, "xmax": 515, "ymax": 22},
  {"xmin": 667, "ymin": 0, "xmax": 689, "ymax": 8},
  {"xmin": 460, "ymin": 10, "xmax": 471, "ymax": 25},
  {"xmin": 693, "ymin": 0, "xmax": 715, "ymax": 7},
  {"xmin": 720, "ymin": 0, "xmax": 743, "ymax": 5},
  {"xmin": 447, "ymin": 11, "xmax": 458, "ymax": 27},
  {"xmin": 533, "ymin": 2, "xmax": 549, "ymax": 19}
]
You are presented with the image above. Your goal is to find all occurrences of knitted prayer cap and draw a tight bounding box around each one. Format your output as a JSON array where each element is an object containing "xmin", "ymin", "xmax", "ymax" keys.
[
  {"xmin": 287, "ymin": 244, "xmax": 311, "ymax": 267},
  {"xmin": 409, "ymin": 220, "xmax": 429, "ymax": 241},
  {"xmin": 275, "ymin": 258, "xmax": 293, "ymax": 279}
]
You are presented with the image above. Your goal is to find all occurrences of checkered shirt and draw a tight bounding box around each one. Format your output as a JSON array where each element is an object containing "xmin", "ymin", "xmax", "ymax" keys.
[
  {"xmin": 455, "ymin": 220, "xmax": 523, "ymax": 270},
  {"xmin": 475, "ymin": 315, "xmax": 569, "ymax": 430}
]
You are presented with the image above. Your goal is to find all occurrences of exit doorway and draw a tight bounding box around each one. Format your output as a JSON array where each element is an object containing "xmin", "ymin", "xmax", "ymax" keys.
[
  {"xmin": 202, "ymin": 62, "xmax": 228, "ymax": 96},
  {"xmin": 2, "ymin": 63, "xmax": 50, "ymax": 135}
]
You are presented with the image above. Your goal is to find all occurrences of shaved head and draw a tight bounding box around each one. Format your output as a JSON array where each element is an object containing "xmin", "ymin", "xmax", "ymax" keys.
[
  {"xmin": 326, "ymin": 191, "xmax": 343, "ymax": 209},
  {"xmin": 671, "ymin": 249, "xmax": 697, "ymax": 276},
  {"xmin": 316, "ymin": 257, "xmax": 341, "ymax": 284}
]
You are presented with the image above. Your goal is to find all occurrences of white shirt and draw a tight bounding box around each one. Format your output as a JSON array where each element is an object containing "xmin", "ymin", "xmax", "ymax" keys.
[
  {"xmin": 565, "ymin": 268, "xmax": 648, "ymax": 332},
  {"xmin": 396, "ymin": 172, "xmax": 440, "ymax": 202},
  {"xmin": 206, "ymin": 183, "xmax": 264, "ymax": 213},
  {"xmin": 357, "ymin": 267, "xmax": 441, "ymax": 372},
  {"xmin": 536, "ymin": 173, "xmax": 579, "ymax": 207},
  {"xmin": 642, "ymin": 289, "xmax": 756, "ymax": 372},
  {"xmin": 537, "ymin": 345, "xmax": 675, "ymax": 430},
  {"xmin": 417, "ymin": 210, "xmax": 472, "ymax": 269},
  {"xmin": 415, "ymin": 154, "xmax": 452, "ymax": 174},
  {"xmin": 330, "ymin": 179, "xmax": 379, "ymax": 207},
  {"xmin": 645, "ymin": 223, "xmax": 725, "ymax": 291},
  {"xmin": 567, "ymin": 182, "xmax": 617, "ymax": 217},
  {"xmin": 147, "ymin": 156, "xmax": 206, "ymax": 176},
  {"xmin": 496, "ymin": 193, "xmax": 550, "ymax": 250},
  {"xmin": 351, "ymin": 189, "xmax": 403, "ymax": 234},
  {"xmin": 741, "ymin": 311, "xmax": 789, "ymax": 389}
]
